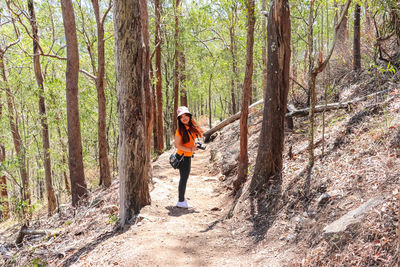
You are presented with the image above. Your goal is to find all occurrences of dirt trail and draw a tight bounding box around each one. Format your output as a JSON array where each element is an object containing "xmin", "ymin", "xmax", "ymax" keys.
[{"xmin": 72, "ymin": 149, "xmax": 288, "ymax": 266}]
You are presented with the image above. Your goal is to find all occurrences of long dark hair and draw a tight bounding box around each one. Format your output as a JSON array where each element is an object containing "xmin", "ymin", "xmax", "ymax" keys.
[{"xmin": 177, "ymin": 114, "xmax": 203, "ymax": 144}]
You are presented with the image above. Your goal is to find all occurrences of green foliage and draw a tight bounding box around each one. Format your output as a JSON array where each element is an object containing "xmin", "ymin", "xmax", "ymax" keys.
[
  {"xmin": 107, "ymin": 213, "xmax": 119, "ymax": 225},
  {"xmin": 28, "ymin": 257, "xmax": 47, "ymax": 267},
  {"xmin": 373, "ymin": 62, "xmax": 396, "ymax": 75}
]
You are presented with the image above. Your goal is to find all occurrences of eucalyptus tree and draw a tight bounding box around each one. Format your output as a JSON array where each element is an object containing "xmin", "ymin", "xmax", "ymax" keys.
[
  {"xmin": 27, "ymin": 0, "xmax": 57, "ymax": 215},
  {"xmin": 154, "ymin": 0, "xmax": 164, "ymax": 154},
  {"xmin": 353, "ymin": 3, "xmax": 361, "ymax": 71},
  {"xmin": 114, "ymin": 0, "xmax": 151, "ymax": 226},
  {"xmin": 250, "ymin": 0, "xmax": 291, "ymax": 193},
  {"xmin": 173, "ymin": 0, "xmax": 181, "ymax": 135},
  {"xmin": 141, "ymin": 0, "xmax": 154, "ymax": 187},
  {"xmin": 90, "ymin": 0, "xmax": 112, "ymax": 188},
  {"xmin": 234, "ymin": 0, "xmax": 256, "ymax": 192},
  {"xmin": 0, "ymin": 145, "xmax": 9, "ymax": 220},
  {"xmin": 61, "ymin": 0, "xmax": 88, "ymax": 206}
]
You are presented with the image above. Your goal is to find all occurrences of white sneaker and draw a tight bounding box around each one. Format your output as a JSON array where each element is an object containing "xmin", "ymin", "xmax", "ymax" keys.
[{"xmin": 176, "ymin": 199, "xmax": 189, "ymax": 208}]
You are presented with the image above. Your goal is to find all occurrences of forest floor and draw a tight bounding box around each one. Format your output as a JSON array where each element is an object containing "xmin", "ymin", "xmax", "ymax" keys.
[
  {"xmin": 63, "ymin": 149, "xmax": 299, "ymax": 267},
  {"xmin": 1, "ymin": 70, "xmax": 400, "ymax": 266},
  {"xmin": 0, "ymin": 146, "xmax": 301, "ymax": 267}
]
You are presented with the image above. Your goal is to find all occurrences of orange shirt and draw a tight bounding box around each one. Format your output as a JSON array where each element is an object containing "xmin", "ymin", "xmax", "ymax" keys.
[{"xmin": 175, "ymin": 127, "xmax": 196, "ymax": 157}]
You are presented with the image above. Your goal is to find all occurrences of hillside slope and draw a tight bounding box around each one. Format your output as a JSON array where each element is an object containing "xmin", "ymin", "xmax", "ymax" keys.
[{"xmin": 0, "ymin": 72, "xmax": 399, "ymax": 266}]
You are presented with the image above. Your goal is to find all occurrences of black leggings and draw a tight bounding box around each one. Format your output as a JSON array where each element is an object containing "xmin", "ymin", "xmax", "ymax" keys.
[{"xmin": 178, "ymin": 156, "xmax": 192, "ymax": 202}]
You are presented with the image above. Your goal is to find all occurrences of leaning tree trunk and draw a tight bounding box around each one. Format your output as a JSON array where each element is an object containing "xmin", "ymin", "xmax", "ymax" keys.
[
  {"xmin": 250, "ymin": 0, "xmax": 291, "ymax": 193},
  {"xmin": 27, "ymin": 0, "xmax": 57, "ymax": 215},
  {"xmin": 234, "ymin": 0, "xmax": 256, "ymax": 192},
  {"xmin": 61, "ymin": 0, "xmax": 88, "ymax": 207},
  {"xmin": 155, "ymin": 0, "xmax": 164, "ymax": 154},
  {"xmin": 114, "ymin": 0, "xmax": 151, "ymax": 227},
  {"xmin": 91, "ymin": 0, "xmax": 112, "ymax": 188}
]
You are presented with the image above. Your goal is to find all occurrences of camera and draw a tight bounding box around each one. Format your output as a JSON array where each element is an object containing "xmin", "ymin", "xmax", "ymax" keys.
[{"xmin": 196, "ymin": 142, "xmax": 206, "ymax": 150}]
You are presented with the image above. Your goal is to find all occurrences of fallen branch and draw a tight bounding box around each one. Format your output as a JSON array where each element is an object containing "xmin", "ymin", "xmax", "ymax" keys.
[
  {"xmin": 16, "ymin": 224, "xmax": 60, "ymax": 244},
  {"xmin": 203, "ymin": 99, "xmax": 263, "ymax": 142},
  {"xmin": 286, "ymin": 88, "xmax": 394, "ymax": 117},
  {"xmin": 204, "ymin": 87, "xmax": 395, "ymax": 142}
]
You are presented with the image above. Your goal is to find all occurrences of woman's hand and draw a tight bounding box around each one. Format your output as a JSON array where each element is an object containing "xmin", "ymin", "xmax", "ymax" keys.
[{"xmin": 191, "ymin": 145, "xmax": 198, "ymax": 152}]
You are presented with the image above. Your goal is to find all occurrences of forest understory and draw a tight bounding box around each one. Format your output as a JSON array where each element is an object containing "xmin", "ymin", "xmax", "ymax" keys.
[{"xmin": 0, "ymin": 69, "xmax": 399, "ymax": 266}]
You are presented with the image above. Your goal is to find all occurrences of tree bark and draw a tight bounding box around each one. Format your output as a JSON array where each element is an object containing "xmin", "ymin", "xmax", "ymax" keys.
[
  {"xmin": 61, "ymin": 0, "xmax": 88, "ymax": 207},
  {"xmin": 250, "ymin": 0, "xmax": 291, "ymax": 193},
  {"xmin": 179, "ymin": 50, "xmax": 187, "ymax": 106},
  {"xmin": 27, "ymin": 0, "xmax": 57, "ymax": 215},
  {"xmin": 336, "ymin": 4, "xmax": 349, "ymax": 53},
  {"xmin": 140, "ymin": 0, "xmax": 154, "ymax": 186},
  {"xmin": 155, "ymin": 0, "xmax": 164, "ymax": 154},
  {"xmin": 261, "ymin": 0, "xmax": 268, "ymax": 100},
  {"xmin": 172, "ymin": 0, "xmax": 181, "ymax": 135},
  {"xmin": 114, "ymin": 0, "xmax": 151, "ymax": 226},
  {"xmin": 91, "ymin": 0, "xmax": 112, "ymax": 188},
  {"xmin": 353, "ymin": 3, "xmax": 361, "ymax": 71},
  {"xmin": 307, "ymin": 0, "xmax": 316, "ymax": 166},
  {"xmin": 229, "ymin": 2, "xmax": 238, "ymax": 115},
  {"xmin": 55, "ymin": 117, "xmax": 70, "ymax": 194},
  {"xmin": 0, "ymin": 145, "xmax": 9, "ymax": 221},
  {"xmin": 234, "ymin": 0, "xmax": 256, "ymax": 192}
]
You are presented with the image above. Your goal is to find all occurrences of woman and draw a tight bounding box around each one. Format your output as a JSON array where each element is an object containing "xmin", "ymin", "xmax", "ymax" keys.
[{"xmin": 174, "ymin": 106, "xmax": 204, "ymax": 208}]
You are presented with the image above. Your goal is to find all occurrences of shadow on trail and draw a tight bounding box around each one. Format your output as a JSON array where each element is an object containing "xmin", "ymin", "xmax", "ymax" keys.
[
  {"xmin": 165, "ymin": 206, "xmax": 199, "ymax": 217},
  {"xmin": 62, "ymin": 230, "xmax": 121, "ymax": 267},
  {"xmin": 199, "ymin": 219, "xmax": 222, "ymax": 233},
  {"xmin": 248, "ymin": 184, "xmax": 281, "ymax": 243}
]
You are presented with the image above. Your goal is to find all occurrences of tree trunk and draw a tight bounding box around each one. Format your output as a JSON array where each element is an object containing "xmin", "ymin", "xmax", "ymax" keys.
[
  {"xmin": 229, "ymin": 2, "xmax": 238, "ymax": 115},
  {"xmin": 172, "ymin": 0, "xmax": 181, "ymax": 135},
  {"xmin": 140, "ymin": 0, "xmax": 154, "ymax": 186},
  {"xmin": 155, "ymin": 0, "xmax": 164, "ymax": 154},
  {"xmin": 307, "ymin": 0, "xmax": 316, "ymax": 166},
  {"xmin": 61, "ymin": 0, "xmax": 88, "ymax": 207},
  {"xmin": 0, "ymin": 145, "xmax": 9, "ymax": 221},
  {"xmin": 56, "ymin": 117, "xmax": 70, "ymax": 194},
  {"xmin": 353, "ymin": 3, "xmax": 361, "ymax": 71},
  {"xmin": 91, "ymin": 0, "xmax": 112, "ymax": 188},
  {"xmin": 250, "ymin": 0, "xmax": 291, "ymax": 193},
  {"xmin": 0, "ymin": 52, "xmax": 31, "ymax": 211},
  {"xmin": 27, "ymin": 0, "xmax": 57, "ymax": 215},
  {"xmin": 114, "ymin": 0, "xmax": 151, "ymax": 226},
  {"xmin": 180, "ymin": 50, "xmax": 187, "ymax": 106},
  {"xmin": 336, "ymin": 4, "xmax": 349, "ymax": 54},
  {"xmin": 208, "ymin": 61, "xmax": 216, "ymax": 129},
  {"xmin": 234, "ymin": 0, "xmax": 256, "ymax": 192},
  {"xmin": 262, "ymin": 0, "xmax": 268, "ymax": 100}
]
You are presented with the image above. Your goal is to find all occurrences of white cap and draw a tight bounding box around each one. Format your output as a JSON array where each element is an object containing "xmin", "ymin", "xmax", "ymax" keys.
[{"xmin": 177, "ymin": 106, "xmax": 191, "ymax": 117}]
